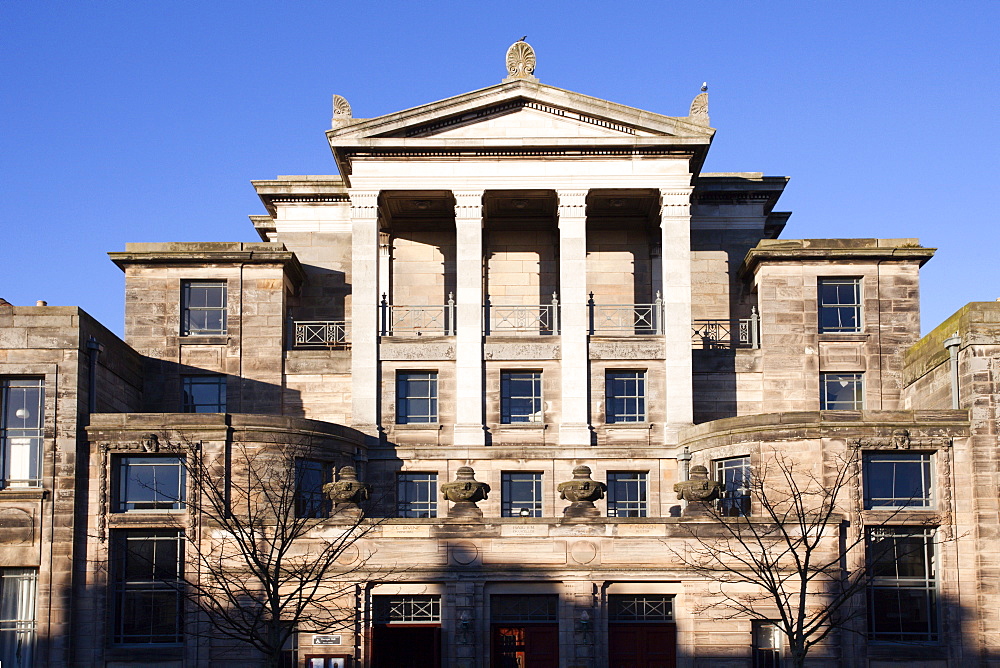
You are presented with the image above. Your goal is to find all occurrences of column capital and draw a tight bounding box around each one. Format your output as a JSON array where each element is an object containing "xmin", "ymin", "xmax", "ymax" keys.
[
  {"xmin": 556, "ymin": 189, "xmax": 588, "ymax": 218},
  {"xmin": 453, "ymin": 191, "xmax": 484, "ymax": 219},
  {"xmin": 349, "ymin": 190, "xmax": 379, "ymax": 218},
  {"xmin": 658, "ymin": 187, "xmax": 693, "ymax": 220}
]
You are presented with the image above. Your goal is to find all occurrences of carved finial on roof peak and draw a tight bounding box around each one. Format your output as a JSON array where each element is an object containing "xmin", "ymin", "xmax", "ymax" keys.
[
  {"xmin": 689, "ymin": 87, "xmax": 709, "ymax": 126},
  {"xmin": 503, "ymin": 39, "xmax": 539, "ymax": 84},
  {"xmin": 331, "ymin": 94, "xmax": 353, "ymax": 127}
]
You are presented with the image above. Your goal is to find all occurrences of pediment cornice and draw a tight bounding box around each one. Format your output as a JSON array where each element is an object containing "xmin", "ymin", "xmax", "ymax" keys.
[{"xmin": 327, "ymin": 80, "xmax": 714, "ymax": 142}]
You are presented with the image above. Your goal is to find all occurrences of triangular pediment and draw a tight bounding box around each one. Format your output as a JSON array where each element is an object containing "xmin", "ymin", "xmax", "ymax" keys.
[{"xmin": 327, "ymin": 80, "xmax": 714, "ymax": 143}]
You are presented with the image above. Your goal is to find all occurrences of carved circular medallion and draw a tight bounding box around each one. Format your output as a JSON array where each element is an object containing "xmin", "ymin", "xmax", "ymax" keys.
[
  {"xmin": 450, "ymin": 540, "xmax": 479, "ymax": 565},
  {"xmin": 570, "ymin": 540, "xmax": 598, "ymax": 564},
  {"xmin": 336, "ymin": 544, "xmax": 361, "ymax": 565},
  {"xmin": 506, "ymin": 41, "xmax": 536, "ymax": 79}
]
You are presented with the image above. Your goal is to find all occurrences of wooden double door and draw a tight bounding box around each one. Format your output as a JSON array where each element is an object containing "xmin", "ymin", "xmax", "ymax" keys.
[
  {"xmin": 370, "ymin": 625, "xmax": 442, "ymax": 668},
  {"xmin": 608, "ymin": 623, "xmax": 677, "ymax": 668}
]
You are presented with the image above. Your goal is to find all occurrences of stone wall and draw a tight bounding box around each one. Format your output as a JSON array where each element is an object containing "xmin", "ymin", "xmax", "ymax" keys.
[{"xmin": 0, "ymin": 303, "xmax": 143, "ymax": 666}]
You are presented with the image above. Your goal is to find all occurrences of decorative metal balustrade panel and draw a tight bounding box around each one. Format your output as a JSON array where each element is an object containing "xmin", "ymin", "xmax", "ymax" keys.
[
  {"xmin": 384, "ymin": 305, "xmax": 452, "ymax": 336},
  {"xmin": 691, "ymin": 316, "xmax": 760, "ymax": 349},
  {"xmin": 293, "ymin": 321, "xmax": 351, "ymax": 348},
  {"xmin": 591, "ymin": 303, "xmax": 662, "ymax": 335},
  {"xmin": 485, "ymin": 304, "xmax": 557, "ymax": 335}
]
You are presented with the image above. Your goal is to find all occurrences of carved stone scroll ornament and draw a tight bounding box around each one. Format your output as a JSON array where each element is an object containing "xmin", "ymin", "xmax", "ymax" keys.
[
  {"xmin": 323, "ymin": 466, "xmax": 372, "ymax": 518},
  {"xmin": 673, "ymin": 465, "xmax": 723, "ymax": 517},
  {"xmin": 503, "ymin": 40, "xmax": 539, "ymax": 83},
  {"xmin": 441, "ymin": 466, "xmax": 491, "ymax": 518},
  {"xmin": 558, "ymin": 465, "xmax": 607, "ymax": 518},
  {"xmin": 688, "ymin": 91, "xmax": 709, "ymax": 125}
]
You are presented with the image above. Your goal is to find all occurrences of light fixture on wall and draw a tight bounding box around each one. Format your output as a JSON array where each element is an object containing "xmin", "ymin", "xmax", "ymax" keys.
[
  {"xmin": 459, "ymin": 609, "xmax": 473, "ymax": 631},
  {"xmin": 577, "ymin": 609, "xmax": 591, "ymax": 631},
  {"xmin": 518, "ymin": 507, "xmax": 531, "ymax": 517},
  {"xmin": 15, "ymin": 408, "xmax": 30, "ymax": 420}
]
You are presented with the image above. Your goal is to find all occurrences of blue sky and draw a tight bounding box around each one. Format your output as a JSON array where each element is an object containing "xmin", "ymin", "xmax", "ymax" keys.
[{"xmin": 2, "ymin": 1, "xmax": 997, "ymax": 335}]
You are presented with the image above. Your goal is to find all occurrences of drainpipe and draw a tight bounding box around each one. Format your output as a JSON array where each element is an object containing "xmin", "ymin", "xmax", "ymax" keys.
[
  {"xmin": 677, "ymin": 446, "xmax": 692, "ymax": 481},
  {"xmin": 86, "ymin": 337, "xmax": 104, "ymax": 414},
  {"xmin": 943, "ymin": 332, "xmax": 961, "ymax": 409}
]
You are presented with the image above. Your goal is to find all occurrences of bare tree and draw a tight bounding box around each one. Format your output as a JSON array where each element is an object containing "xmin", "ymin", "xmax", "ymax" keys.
[
  {"xmin": 672, "ymin": 443, "xmax": 937, "ymax": 668},
  {"xmin": 176, "ymin": 441, "xmax": 378, "ymax": 668}
]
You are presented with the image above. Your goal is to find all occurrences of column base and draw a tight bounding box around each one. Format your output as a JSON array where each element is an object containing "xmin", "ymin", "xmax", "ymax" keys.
[{"xmin": 453, "ymin": 423, "xmax": 487, "ymax": 447}]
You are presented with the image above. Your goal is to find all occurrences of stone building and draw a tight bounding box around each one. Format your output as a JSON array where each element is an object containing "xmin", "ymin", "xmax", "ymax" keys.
[{"xmin": 1, "ymin": 42, "xmax": 998, "ymax": 667}]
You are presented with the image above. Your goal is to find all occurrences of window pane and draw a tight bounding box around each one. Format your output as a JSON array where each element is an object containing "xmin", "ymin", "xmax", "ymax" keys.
[
  {"xmin": 863, "ymin": 453, "xmax": 932, "ymax": 508},
  {"xmin": 396, "ymin": 373, "xmax": 438, "ymax": 424},
  {"xmin": 296, "ymin": 459, "xmax": 332, "ymax": 518},
  {"xmin": 182, "ymin": 375, "xmax": 226, "ymax": 413},
  {"xmin": 607, "ymin": 472, "xmax": 647, "ymax": 517},
  {"xmin": 606, "ymin": 371, "xmax": 646, "ymax": 423},
  {"xmin": 113, "ymin": 531, "xmax": 183, "ymax": 644},
  {"xmin": 820, "ymin": 373, "xmax": 863, "ymax": 410},
  {"xmin": 715, "ymin": 456, "xmax": 751, "ymax": 516},
  {"xmin": 397, "ymin": 473, "xmax": 437, "ymax": 518},
  {"xmin": 182, "ymin": 281, "xmax": 227, "ymax": 335},
  {"xmin": 490, "ymin": 594, "xmax": 558, "ymax": 622},
  {"xmin": 818, "ymin": 278, "xmax": 861, "ymax": 333},
  {"xmin": 117, "ymin": 456, "xmax": 185, "ymax": 512},
  {"xmin": 1, "ymin": 379, "xmax": 44, "ymax": 488},
  {"xmin": 0, "ymin": 568, "xmax": 37, "ymax": 668},
  {"xmin": 867, "ymin": 527, "xmax": 937, "ymax": 641},
  {"xmin": 501, "ymin": 371, "xmax": 542, "ymax": 424},
  {"xmin": 373, "ymin": 595, "xmax": 441, "ymax": 623},
  {"xmin": 501, "ymin": 472, "xmax": 542, "ymax": 517}
]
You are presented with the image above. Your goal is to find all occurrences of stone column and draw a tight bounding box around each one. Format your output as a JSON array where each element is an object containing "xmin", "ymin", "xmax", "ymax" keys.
[
  {"xmin": 453, "ymin": 191, "xmax": 486, "ymax": 446},
  {"xmin": 350, "ymin": 190, "xmax": 381, "ymax": 441},
  {"xmin": 660, "ymin": 188, "xmax": 694, "ymax": 438},
  {"xmin": 557, "ymin": 190, "xmax": 592, "ymax": 446}
]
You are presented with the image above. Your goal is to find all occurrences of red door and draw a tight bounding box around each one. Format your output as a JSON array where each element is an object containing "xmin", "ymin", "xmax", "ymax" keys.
[
  {"xmin": 608, "ymin": 623, "xmax": 676, "ymax": 668},
  {"xmin": 491, "ymin": 624, "xmax": 559, "ymax": 668}
]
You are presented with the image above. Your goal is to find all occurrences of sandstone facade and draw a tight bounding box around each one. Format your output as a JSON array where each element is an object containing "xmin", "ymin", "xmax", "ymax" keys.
[{"xmin": 1, "ymin": 43, "xmax": 997, "ymax": 668}]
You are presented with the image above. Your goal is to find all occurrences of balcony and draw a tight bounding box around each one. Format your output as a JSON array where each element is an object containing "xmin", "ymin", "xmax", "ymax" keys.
[
  {"xmin": 484, "ymin": 294, "xmax": 559, "ymax": 335},
  {"xmin": 692, "ymin": 308, "xmax": 761, "ymax": 349},
  {"xmin": 291, "ymin": 320, "xmax": 351, "ymax": 348},
  {"xmin": 380, "ymin": 294, "xmax": 455, "ymax": 336},
  {"xmin": 589, "ymin": 293, "xmax": 663, "ymax": 335},
  {"xmin": 288, "ymin": 305, "xmax": 762, "ymax": 349}
]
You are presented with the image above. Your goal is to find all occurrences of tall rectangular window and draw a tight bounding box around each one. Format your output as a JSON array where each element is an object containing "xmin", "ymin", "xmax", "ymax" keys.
[
  {"xmin": 863, "ymin": 452, "xmax": 933, "ymax": 509},
  {"xmin": 296, "ymin": 459, "xmax": 332, "ymax": 518},
  {"xmin": 820, "ymin": 372, "xmax": 863, "ymax": 410},
  {"xmin": 500, "ymin": 371, "xmax": 542, "ymax": 423},
  {"xmin": 715, "ymin": 456, "xmax": 751, "ymax": 516},
  {"xmin": 501, "ymin": 472, "xmax": 543, "ymax": 517},
  {"xmin": 116, "ymin": 456, "xmax": 185, "ymax": 512},
  {"xmin": 0, "ymin": 568, "xmax": 37, "ymax": 668},
  {"xmin": 111, "ymin": 530, "xmax": 184, "ymax": 644},
  {"xmin": 396, "ymin": 372, "xmax": 438, "ymax": 424},
  {"xmin": 181, "ymin": 280, "xmax": 227, "ymax": 336},
  {"xmin": 397, "ymin": 473, "xmax": 437, "ymax": 518},
  {"xmin": 867, "ymin": 527, "xmax": 937, "ymax": 642},
  {"xmin": 818, "ymin": 278, "xmax": 861, "ymax": 333},
  {"xmin": 181, "ymin": 375, "xmax": 226, "ymax": 413},
  {"xmin": 606, "ymin": 371, "xmax": 646, "ymax": 423},
  {"xmin": 1, "ymin": 378, "xmax": 44, "ymax": 489},
  {"xmin": 607, "ymin": 471, "xmax": 647, "ymax": 517}
]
